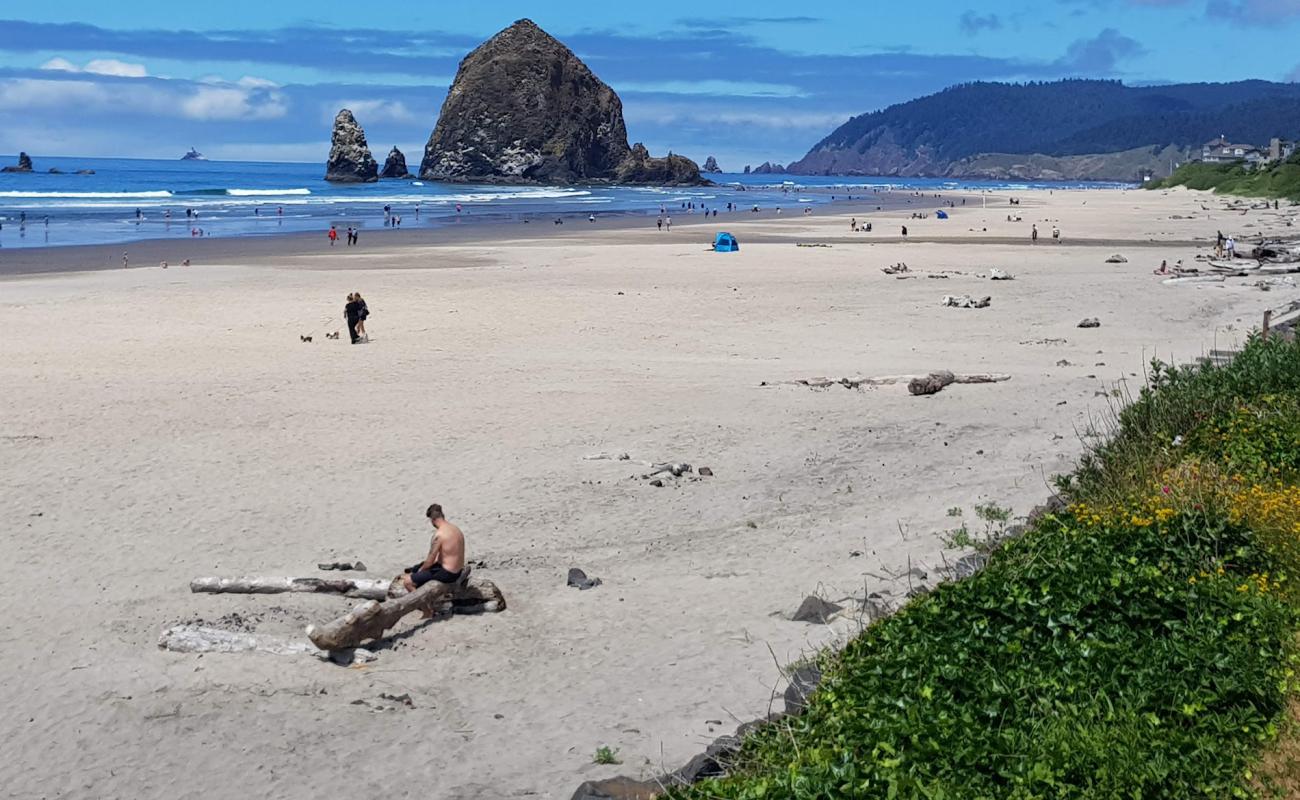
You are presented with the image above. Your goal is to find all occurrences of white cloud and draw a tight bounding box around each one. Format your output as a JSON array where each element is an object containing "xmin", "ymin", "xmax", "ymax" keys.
[
  {"xmin": 324, "ymin": 98, "xmax": 421, "ymax": 125},
  {"xmin": 40, "ymin": 57, "xmax": 149, "ymax": 78},
  {"xmin": 181, "ymin": 85, "xmax": 287, "ymax": 121},
  {"xmin": 623, "ymin": 104, "xmax": 852, "ymax": 130},
  {"xmin": 618, "ymin": 79, "xmax": 807, "ymax": 98},
  {"xmin": 0, "ymin": 75, "xmax": 286, "ymax": 121}
]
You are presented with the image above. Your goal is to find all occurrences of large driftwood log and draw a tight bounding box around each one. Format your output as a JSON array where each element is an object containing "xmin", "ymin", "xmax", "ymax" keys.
[
  {"xmin": 306, "ymin": 569, "xmax": 506, "ymax": 650},
  {"xmin": 190, "ymin": 575, "xmax": 392, "ymax": 600},
  {"xmin": 767, "ymin": 373, "xmax": 1011, "ymax": 391},
  {"xmin": 908, "ymin": 370, "xmax": 955, "ymax": 396},
  {"xmin": 158, "ymin": 625, "xmax": 321, "ymax": 656}
]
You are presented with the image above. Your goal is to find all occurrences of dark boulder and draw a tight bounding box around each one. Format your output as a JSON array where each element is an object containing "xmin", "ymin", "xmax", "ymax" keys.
[
  {"xmin": 791, "ymin": 595, "xmax": 843, "ymax": 623},
  {"xmin": 567, "ymin": 567, "xmax": 602, "ymax": 590},
  {"xmin": 324, "ymin": 109, "xmax": 378, "ymax": 183},
  {"xmin": 569, "ymin": 777, "xmax": 662, "ymax": 800},
  {"xmin": 380, "ymin": 146, "xmax": 412, "ymax": 179},
  {"xmin": 783, "ymin": 663, "xmax": 822, "ymax": 716},
  {"xmin": 420, "ymin": 19, "xmax": 703, "ymax": 185},
  {"xmin": 2, "ymin": 151, "xmax": 33, "ymax": 173}
]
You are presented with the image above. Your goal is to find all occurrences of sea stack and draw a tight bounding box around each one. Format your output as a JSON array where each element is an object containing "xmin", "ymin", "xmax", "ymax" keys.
[
  {"xmin": 753, "ymin": 161, "xmax": 786, "ymax": 175},
  {"xmin": 324, "ymin": 109, "xmax": 378, "ymax": 183},
  {"xmin": 2, "ymin": 152, "xmax": 34, "ymax": 173},
  {"xmin": 702, "ymin": 156, "xmax": 722, "ymax": 173},
  {"xmin": 380, "ymin": 146, "xmax": 412, "ymax": 179},
  {"xmin": 420, "ymin": 19, "xmax": 703, "ymax": 185}
]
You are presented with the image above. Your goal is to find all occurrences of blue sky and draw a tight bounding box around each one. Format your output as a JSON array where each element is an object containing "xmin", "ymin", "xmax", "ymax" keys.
[{"xmin": 2, "ymin": 0, "xmax": 1299, "ymax": 168}]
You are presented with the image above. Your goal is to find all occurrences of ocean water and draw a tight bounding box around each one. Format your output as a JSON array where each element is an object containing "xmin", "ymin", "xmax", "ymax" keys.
[{"xmin": 0, "ymin": 156, "xmax": 1134, "ymax": 249}]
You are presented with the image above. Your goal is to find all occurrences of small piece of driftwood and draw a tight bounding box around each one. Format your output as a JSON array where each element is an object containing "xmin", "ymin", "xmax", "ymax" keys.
[
  {"xmin": 306, "ymin": 568, "xmax": 506, "ymax": 650},
  {"xmin": 190, "ymin": 576, "xmax": 392, "ymax": 601}
]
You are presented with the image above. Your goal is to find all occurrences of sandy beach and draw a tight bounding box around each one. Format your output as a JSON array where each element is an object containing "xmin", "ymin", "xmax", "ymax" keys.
[{"xmin": 2, "ymin": 187, "xmax": 1297, "ymax": 799}]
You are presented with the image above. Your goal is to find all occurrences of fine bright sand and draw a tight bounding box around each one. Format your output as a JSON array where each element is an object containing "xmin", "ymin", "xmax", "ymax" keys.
[{"xmin": 2, "ymin": 188, "xmax": 1297, "ymax": 799}]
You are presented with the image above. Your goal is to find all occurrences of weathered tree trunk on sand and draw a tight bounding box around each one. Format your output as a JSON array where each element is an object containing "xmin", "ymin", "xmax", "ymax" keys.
[
  {"xmin": 158, "ymin": 625, "xmax": 322, "ymax": 656},
  {"xmin": 306, "ymin": 569, "xmax": 506, "ymax": 650},
  {"xmin": 771, "ymin": 372, "xmax": 1011, "ymax": 392},
  {"xmin": 908, "ymin": 370, "xmax": 956, "ymax": 395},
  {"xmin": 190, "ymin": 576, "xmax": 392, "ymax": 600}
]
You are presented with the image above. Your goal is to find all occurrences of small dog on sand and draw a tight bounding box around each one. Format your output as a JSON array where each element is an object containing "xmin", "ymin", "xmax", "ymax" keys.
[
  {"xmin": 325, "ymin": 331, "xmax": 340, "ymax": 340},
  {"xmin": 300, "ymin": 335, "xmax": 313, "ymax": 343}
]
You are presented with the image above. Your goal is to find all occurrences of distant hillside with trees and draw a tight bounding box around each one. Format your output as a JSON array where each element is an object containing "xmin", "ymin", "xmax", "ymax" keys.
[{"xmin": 789, "ymin": 79, "xmax": 1300, "ymax": 181}]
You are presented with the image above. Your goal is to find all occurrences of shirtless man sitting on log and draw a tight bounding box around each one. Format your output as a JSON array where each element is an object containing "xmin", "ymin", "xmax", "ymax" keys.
[{"xmin": 401, "ymin": 503, "xmax": 466, "ymax": 593}]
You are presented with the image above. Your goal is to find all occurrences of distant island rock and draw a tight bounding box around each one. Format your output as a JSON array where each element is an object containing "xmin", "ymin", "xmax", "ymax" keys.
[
  {"xmin": 2, "ymin": 151, "xmax": 33, "ymax": 173},
  {"xmin": 181, "ymin": 148, "xmax": 207, "ymax": 161},
  {"xmin": 325, "ymin": 109, "xmax": 378, "ymax": 183},
  {"xmin": 420, "ymin": 19, "xmax": 704, "ymax": 185},
  {"xmin": 702, "ymin": 156, "xmax": 722, "ymax": 173},
  {"xmin": 752, "ymin": 161, "xmax": 786, "ymax": 174},
  {"xmin": 786, "ymin": 79, "xmax": 1300, "ymax": 181},
  {"xmin": 380, "ymin": 146, "xmax": 412, "ymax": 179},
  {"xmin": 743, "ymin": 165, "xmax": 751, "ymax": 174}
]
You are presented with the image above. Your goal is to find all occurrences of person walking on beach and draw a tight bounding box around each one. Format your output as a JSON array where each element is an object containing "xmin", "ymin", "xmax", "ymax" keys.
[
  {"xmin": 329, "ymin": 225, "xmax": 338, "ymax": 246},
  {"xmin": 344, "ymin": 293, "xmax": 363, "ymax": 344},
  {"xmin": 1215, "ymin": 230, "xmax": 1226, "ymax": 258},
  {"xmin": 400, "ymin": 503, "xmax": 466, "ymax": 598},
  {"xmin": 122, "ymin": 252, "xmax": 129, "ymax": 269},
  {"xmin": 657, "ymin": 217, "xmax": 663, "ymax": 231},
  {"xmin": 1052, "ymin": 226, "xmax": 1060, "ymax": 243},
  {"xmin": 1226, "ymin": 236, "xmax": 1236, "ymax": 259},
  {"xmin": 355, "ymin": 292, "xmax": 370, "ymax": 342}
]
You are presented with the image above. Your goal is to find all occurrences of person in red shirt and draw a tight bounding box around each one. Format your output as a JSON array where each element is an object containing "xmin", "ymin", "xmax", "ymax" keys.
[{"xmin": 328, "ymin": 225, "xmax": 338, "ymax": 246}]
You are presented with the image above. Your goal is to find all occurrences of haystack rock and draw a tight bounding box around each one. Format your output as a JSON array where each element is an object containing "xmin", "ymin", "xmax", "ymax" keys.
[
  {"xmin": 420, "ymin": 19, "xmax": 703, "ymax": 185},
  {"xmin": 702, "ymin": 156, "xmax": 722, "ymax": 173},
  {"xmin": 2, "ymin": 151, "xmax": 34, "ymax": 173},
  {"xmin": 380, "ymin": 146, "xmax": 412, "ymax": 179},
  {"xmin": 324, "ymin": 109, "xmax": 378, "ymax": 183},
  {"xmin": 753, "ymin": 161, "xmax": 786, "ymax": 174}
]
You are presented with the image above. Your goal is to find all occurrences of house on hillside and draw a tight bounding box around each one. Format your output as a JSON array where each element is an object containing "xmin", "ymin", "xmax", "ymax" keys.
[
  {"xmin": 1269, "ymin": 138, "xmax": 1296, "ymax": 162},
  {"xmin": 1201, "ymin": 135, "xmax": 1266, "ymax": 165}
]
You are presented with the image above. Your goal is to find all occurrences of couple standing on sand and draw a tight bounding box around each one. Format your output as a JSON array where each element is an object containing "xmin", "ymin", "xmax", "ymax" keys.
[{"xmin": 344, "ymin": 292, "xmax": 369, "ymax": 344}]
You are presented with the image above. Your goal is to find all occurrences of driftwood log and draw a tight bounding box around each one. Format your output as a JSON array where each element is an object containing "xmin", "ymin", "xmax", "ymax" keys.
[
  {"xmin": 768, "ymin": 372, "xmax": 1011, "ymax": 392},
  {"xmin": 306, "ymin": 568, "xmax": 506, "ymax": 650},
  {"xmin": 158, "ymin": 625, "xmax": 322, "ymax": 656},
  {"xmin": 190, "ymin": 575, "xmax": 392, "ymax": 600}
]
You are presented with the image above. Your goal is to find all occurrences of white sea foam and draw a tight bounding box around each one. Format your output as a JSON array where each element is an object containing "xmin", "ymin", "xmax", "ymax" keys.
[
  {"xmin": 226, "ymin": 188, "xmax": 312, "ymax": 196},
  {"xmin": 0, "ymin": 190, "xmax": 173, "ymax": 199}
]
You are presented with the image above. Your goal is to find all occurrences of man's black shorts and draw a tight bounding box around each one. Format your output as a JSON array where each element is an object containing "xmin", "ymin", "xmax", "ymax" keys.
[{"xmin": 410, "ymin": 564, "xmax": 463, "ymax": 587}]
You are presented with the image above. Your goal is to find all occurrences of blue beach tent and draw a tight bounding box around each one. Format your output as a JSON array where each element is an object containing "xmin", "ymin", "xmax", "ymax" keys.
[
  {"xmin": 935, "ymin": 210, "xmax": 949, "ymax": 219},
  {"xmin": 714, "ymin": 232, "xmax": 739, "ymax": 252}
]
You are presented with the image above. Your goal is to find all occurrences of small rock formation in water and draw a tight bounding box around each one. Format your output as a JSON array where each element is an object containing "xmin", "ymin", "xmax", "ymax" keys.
[
  {"xmin": 702, "ymin": 156, "xmax": 722, "ymax": 173},
  {"xmin": 380, "ymin": 146, "xmax": 412, "ymax": 179},
  {"xmin": 420, "ymin": 19, "xmax": 703, "ymax": 185},
  {"xmin": 324, "ymin": 109, "xmax": 378, "ymax": 183},
  {"xmin": 743, "ymin": 165, "xmax": 752, "ymax": 174},
  {"xmin": 752, "ymin": 161, "xmax": 787, "ymax": 174},
  {"xmin": 2, "ymin": 152, "xmax": 34, "ymax": 173}
]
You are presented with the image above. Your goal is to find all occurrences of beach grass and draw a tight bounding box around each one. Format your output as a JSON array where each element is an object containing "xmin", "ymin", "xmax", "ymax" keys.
[
  {"xmin": 669, "ymin": 334, "xmax": 1300, "ymax": 799},
  {"xmin": 1152, "ymin": 152, "xmax": 1300, "ymax": 202}
]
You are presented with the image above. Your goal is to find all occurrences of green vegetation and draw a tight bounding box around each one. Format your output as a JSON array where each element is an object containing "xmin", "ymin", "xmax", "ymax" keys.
[
  {"xmin": 593, "ymin": 746, "xmax": 622, "ymax": 766},
  {"xmin": 670, "ymin": 336, "xmax": 1300, "ymax": 799},
  {"xmin": 1151, "ymin": 152, "xmax": 1300, "ymax": 201}
]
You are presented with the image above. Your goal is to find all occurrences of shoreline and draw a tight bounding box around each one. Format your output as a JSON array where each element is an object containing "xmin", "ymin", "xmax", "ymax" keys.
[{"xmin": 0, "ymin": 188, "xmax": 1213, "ymax": 278}]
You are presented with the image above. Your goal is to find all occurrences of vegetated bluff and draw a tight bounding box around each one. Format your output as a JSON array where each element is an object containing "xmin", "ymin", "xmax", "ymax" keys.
[
  {"xmin": 420, "ymin": 19, "xmax": 702, "ymax": 185},
  {"xmin": 788, "ymin": 79, "xmax": 1300, "ymax": 181}
]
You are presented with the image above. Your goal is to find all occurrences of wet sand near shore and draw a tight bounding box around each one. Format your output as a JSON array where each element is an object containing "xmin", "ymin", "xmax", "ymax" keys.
[{"xmin": 2, "ymin": 187, "xmax": 1296, "ymax": 800}]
